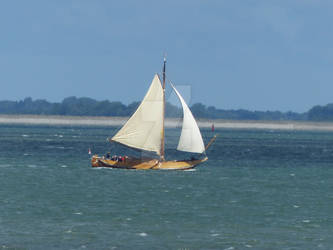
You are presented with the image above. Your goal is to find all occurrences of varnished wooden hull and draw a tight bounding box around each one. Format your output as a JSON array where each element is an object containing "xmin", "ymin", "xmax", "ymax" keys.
[{"xmin": 91, "ymin": 155, "xmax": 208, "ymax": 170}]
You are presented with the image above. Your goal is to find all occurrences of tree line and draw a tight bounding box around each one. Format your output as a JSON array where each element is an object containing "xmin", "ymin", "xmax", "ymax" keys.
[{"xmin": 0, "ymin": 96, "xmax": 332, "ymax": 121}]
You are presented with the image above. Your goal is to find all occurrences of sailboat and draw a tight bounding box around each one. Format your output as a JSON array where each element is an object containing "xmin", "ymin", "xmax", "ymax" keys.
[{"xmin": 91, "ymin": 59, "xmax": 216, "ymax": 170}]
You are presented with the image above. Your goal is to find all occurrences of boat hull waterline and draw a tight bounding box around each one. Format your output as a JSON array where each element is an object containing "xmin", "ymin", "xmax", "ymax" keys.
[{"xmin": 91, "ymin": 155, "xmax": 208, "ymax": 170}]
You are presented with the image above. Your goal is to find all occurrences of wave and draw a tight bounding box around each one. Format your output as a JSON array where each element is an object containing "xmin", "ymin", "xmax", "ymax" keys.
[
  {"xmin": 42, "ymin": 146, "xmax": 72, "ymax": 150},
  {"xmin": 138, "ymin": 232, "xmax": 148, "ymax": 237},
  {"xmin": 0, "ymin": 164, "xmax": 11, "ymax": 168},
  {"xmin": 184, "ymin": 168, "xmax": 196, "ymax": 172}
]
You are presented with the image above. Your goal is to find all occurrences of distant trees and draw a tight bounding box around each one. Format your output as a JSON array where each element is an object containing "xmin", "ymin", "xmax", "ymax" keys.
[
  {"xmin": 0, "ymin": 97, "xmax": 53, "ymax": 115},
  {"xmin": 308, "ymin": 104, "xmax": 333, "ymax": 121},
  {"xmin": 0, "ymin": 97, "xmax": 139, "ymax": 117},
  {"xmin": 190, "ymin": 102, "xmax": 306, "ymax": 121},
  {"xmin": 0, "ymin": 96, "xmax": 332, "ymax": 121}
]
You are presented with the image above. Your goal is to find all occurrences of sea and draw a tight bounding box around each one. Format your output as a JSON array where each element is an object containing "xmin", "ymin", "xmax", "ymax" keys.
[{"xmin": 1, "ymin": 124, "xmax": 333, "ymax": 250}]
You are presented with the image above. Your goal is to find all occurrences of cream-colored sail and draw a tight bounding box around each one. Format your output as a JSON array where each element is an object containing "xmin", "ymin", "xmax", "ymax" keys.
[
  {"xmin": 112, "ymin": 74, "xmax": 164, "ymax": 154},
  {"xmin": 171, "ymin": 84, "xmax": 205, "ymax": 154}
]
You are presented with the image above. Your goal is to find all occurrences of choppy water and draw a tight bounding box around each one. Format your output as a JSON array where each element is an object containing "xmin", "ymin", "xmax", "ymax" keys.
[{"xmin": 1, "ymin": 125, "xmax": 333, "ymax": 249}]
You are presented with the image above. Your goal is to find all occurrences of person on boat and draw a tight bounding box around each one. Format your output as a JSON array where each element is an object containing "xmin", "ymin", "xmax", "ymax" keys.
[
  {"xmin": 191, "ymin": 156, "xmax": 197, "ymax": 161},
  {"xmin": 105, "ymin": 152, "xmax": 111, "ymax": 159}
]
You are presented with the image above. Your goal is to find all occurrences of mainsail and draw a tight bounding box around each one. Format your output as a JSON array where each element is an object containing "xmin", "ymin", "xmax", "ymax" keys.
[
  {"xmin": 171, "ymin": 84, "xmax": 205, "ymax": 154},
  {"xmin": 111, "ymin": 74, "xmax": 164, "ymax": 154}
]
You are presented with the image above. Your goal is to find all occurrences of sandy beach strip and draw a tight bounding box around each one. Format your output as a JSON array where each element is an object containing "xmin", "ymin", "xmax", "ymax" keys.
[{"xmin": 1, "ymin": 114, "xmax": 333, "ymax": 131}]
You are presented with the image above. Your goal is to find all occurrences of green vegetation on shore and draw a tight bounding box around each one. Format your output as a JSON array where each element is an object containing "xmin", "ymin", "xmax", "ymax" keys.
[{"xmin": 0, "ymin": 96, "xmax": 331, "ymax": 121}]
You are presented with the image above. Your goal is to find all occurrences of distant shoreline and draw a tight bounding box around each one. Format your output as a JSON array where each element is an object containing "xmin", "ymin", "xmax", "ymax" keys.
[{"xmin": 1, "ymin": 114, "xmax": 333, "ymax": 131}]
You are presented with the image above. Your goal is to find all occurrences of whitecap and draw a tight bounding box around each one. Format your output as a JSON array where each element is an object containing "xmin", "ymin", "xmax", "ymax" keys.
[
  {"xmin": 23, "ymin": 153, "xmax": 31, "ymax": 156},
  {"xmin": 61, "ymin": 165, "xmax": 68, "ymax": 168},
  {"xmin": 27, "ymin": 164, "xmax": 37, "ymax": 168},
  {"xmin": 22, "ymin": 134, "xmax": 29, "ymax": 137},
  {"xmin": 74, "ymin": 212, "xmax": 82, "ymax": 215},
  {"xmin": 302, "ymin": 220, "xmax": 310, "ymax": 223},
  {"xmin": 211, "ymin": 233, "xmax": 219, "ymax": 237},
  {"xmin": 224, "ymin": 247, "xmax": 235, "ymax": 250},
  {"xmin": 138, "ymin": 232, "xmax": 147, "ymax": 237},
  {"xmin": 293, "ymin": 205, "xmax": 300, "ymax": 208},
  {"xmin": 43, "ymin": 145, "xmax": 66, "ymax": 150},
  {"xmin": 126, "ymin": 218, "xmax": 132, "ymax": 221},
  {"xmin": 92, "ymin": 167, "xmax": 113, "ymax": 170},
  {"xmin": 290, "ymin": 173, "xmax": 295, "ymax": 177},
  {"xmin": 245, "ymin": 244, "xmax": 253, "ymax": 248}
]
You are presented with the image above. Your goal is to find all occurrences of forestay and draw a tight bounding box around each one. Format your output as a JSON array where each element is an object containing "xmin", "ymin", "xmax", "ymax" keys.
[
  {"xmin": 112, "ymin": 74, "xmax": 164, "ymax": 154},
  {"xmin": 171, "ymin": 84, "xmax": 205, "ymax": 154}
]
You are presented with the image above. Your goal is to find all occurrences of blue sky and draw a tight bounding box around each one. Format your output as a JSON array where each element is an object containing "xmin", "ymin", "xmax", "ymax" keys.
[{"xmin": 0, "ymin": 0, "xmax": 332, "ymax": 112}]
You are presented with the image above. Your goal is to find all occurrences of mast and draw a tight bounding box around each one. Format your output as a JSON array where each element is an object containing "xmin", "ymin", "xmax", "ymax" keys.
[{"xmin": 160, "ymin": 56, "xmax": 166, "ymax": 161}]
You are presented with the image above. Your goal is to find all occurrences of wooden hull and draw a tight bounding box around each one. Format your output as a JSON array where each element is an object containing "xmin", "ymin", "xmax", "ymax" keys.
[{"xmin": 91, "ymin": 155, "xmax": 208, "ymax": 170}]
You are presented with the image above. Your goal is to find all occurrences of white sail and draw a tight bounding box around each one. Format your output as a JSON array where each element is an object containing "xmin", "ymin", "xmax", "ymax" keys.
[
  {"xmin": 171, "ymin": 84, "xmax": 205, "ymax": 154},
  {"xmin": 112, "ymin": 74, "xmax": 164, "ymax": 154}
]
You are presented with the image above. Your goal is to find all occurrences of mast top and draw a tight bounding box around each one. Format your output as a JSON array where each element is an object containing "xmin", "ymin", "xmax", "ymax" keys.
[
  {"xmin": 160, "ymin": 56, "xmax": 166, "ymax": 161},
  {"xmin": 162, "ymin": 55, "xmax": 166, "ymax": 90}
]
